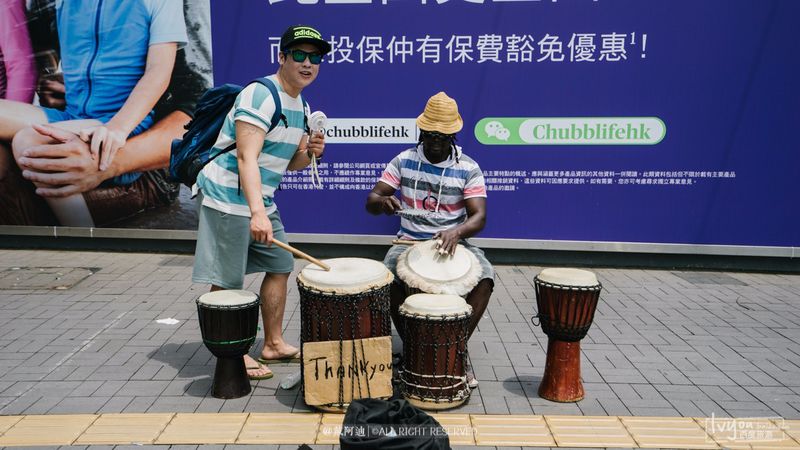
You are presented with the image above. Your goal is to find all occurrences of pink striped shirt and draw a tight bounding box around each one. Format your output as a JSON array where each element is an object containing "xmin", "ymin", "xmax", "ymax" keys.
[{"xmin": 379, "ymin": 145, "xmax": 487, "ymax": 240}]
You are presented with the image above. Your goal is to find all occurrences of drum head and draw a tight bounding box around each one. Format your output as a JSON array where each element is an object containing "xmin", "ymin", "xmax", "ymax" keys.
[
  {"xmin": 197, "ymin": 289, "xmax": 259, "ymax": 307},
  {"xmin": 537, "ymin": 268, "xmax": 599, "ymax": 287},
  {"xmin": 298, "ymin": 257, "xmax": 393, "ymax": 294},
  {"xmin": 397, "ymin": 240, "xmax": 481, "ymax": 296},
  {"xmin": 406, "ymin": 240, "xmax": 471, "ymax": 282},
  {"xmin": 399, "ymin": 293, "xmax": 472, "ymax": 318}
]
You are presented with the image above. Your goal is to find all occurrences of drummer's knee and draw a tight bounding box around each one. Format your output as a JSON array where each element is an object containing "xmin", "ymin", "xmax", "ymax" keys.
[
  {"xmin": 263, "ymin": 272, "xmax": 290, "ymax": 284},
  {"xmin": 469, "ymin": 279, "xmax": 494, "ymax": 304},
  {"xmin": 465, "ymin": 279, "xmax": 493, "ymax": 337}
]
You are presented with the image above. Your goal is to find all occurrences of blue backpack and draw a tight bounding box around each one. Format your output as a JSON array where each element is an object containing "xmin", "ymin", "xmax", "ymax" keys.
[{"xmin": 169, "ymin": 77, "xmax": 307, "ymax": 188}]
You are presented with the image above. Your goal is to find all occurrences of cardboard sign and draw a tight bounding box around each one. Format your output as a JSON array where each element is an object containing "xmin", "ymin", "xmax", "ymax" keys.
[{"xmin": 303, "ymin": 336, "xmax": 393, "ymax": 406}]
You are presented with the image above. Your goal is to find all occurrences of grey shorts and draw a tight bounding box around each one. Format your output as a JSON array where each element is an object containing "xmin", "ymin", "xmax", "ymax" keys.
[
  {"xmin": 383, "ymin": 241, "xmax": 495, "ymax": 284},
  {"xmin": 192, "ymin": 203, "xmax": 294, "ymax": 289}
]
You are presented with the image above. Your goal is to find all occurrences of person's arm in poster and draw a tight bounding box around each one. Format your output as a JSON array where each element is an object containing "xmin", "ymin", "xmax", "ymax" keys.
[
  {"xmin": 20, "ymin": 111, "xmax": 188, "ymax": 197},
  {"xmin": 0, "ymin": 0, "xmax": 37, "ymax": 102},
  {"xmin": 78, "ymin": 42, "xmax": 177, "ymax": 172}
]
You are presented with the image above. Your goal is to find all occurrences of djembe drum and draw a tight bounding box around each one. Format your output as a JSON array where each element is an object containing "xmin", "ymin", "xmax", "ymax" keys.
[
  {"xmin": 297, "ymin": 258, "xmax": 393, "ymax": 412},
  {"xmin": 397, "ymin": 240, "xmax": 481, "ymax": 297},
  {"xmin": 399, "ymin": 294, "xmax": 473, "ymax": 410},
  {"xmin": 196, "ymin": 290, "xmax": 260, "ymax": 399},
  {"xmin": 533, "ymin": 268, "xmax": 602, "ymax": 402}
]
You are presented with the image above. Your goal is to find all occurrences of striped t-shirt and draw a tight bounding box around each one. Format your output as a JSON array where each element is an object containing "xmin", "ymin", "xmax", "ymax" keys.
[
  {"xmin": 379, "ymin": 145, "xmax": 487, "ymax": 240},
  {"xmin": 193, "ymin": 75, "xmax": 308, "ymax": 216}
]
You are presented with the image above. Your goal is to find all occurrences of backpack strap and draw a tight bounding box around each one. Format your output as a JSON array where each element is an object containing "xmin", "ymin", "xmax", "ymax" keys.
[
  {"xmin": 252, "ymin": 77, "xmax": 287, "ymax": 132},
  {"xmin": 301, "ymin": 95, "xmax": 310, "ymax": 134}
]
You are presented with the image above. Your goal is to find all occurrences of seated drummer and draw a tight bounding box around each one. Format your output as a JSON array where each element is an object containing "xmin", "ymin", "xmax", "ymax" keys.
[{"xmin": 365, "ymin": 91, "xmax": 494, "ymax": 387}]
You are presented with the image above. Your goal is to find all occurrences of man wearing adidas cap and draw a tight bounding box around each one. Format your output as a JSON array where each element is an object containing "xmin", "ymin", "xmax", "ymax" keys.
[{"xmin": 192, "ymin": 25, "xmax": 330, "ymax": 381}]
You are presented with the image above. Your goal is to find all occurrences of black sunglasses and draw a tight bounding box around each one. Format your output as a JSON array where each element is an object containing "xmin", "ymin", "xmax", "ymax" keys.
[
  {"xmin": 285, "ymin": 49, "xmax": 323, "ymax": 65},
  {"xmin": 420, "ymin": 131, "xmax": 455, "ymax": 142}
]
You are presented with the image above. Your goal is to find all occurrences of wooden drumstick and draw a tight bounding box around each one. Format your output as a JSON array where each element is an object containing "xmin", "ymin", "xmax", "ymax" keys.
[
  {"xmin": 392, "ymin": 239, "xmax": 420, "ymax": 246},
  {"xmin": 271, "ymin": 239, "xmax": 331, "ymax": 271}
]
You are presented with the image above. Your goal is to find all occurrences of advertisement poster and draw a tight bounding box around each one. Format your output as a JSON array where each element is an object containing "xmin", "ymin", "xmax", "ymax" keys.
[{"xmin": 1, "ymin": 0, "xmax": 797, "ymax": 250}]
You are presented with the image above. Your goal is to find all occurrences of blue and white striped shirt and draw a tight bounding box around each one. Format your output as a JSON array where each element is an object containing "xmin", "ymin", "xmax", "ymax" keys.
[
  {"xmin": 194, "ymin": 75, "xmax": 308, "ymax": 216},
  {"xmin": 379, "ymin": 146, "xmax": 487, "ymax": 240}
]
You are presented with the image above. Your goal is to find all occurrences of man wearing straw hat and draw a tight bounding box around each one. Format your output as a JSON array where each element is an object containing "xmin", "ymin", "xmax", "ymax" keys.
[
  {"xmin": 192, "ymin": 25, "xmax": 330, "ymax": 381},
  {"xmin": 366, "ymin": 92, "xmax": 494, "ymax": 388}
]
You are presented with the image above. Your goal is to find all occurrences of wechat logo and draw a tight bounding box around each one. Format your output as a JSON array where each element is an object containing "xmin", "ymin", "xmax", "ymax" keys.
[{"xmin": 484, "ymin": 120, "xmax": 510, "ymax": 141}]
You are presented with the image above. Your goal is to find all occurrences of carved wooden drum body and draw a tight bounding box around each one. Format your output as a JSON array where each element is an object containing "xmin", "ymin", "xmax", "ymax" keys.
[{"xmin": 533, "ymin": 268, "xmax": 601, "ymax": 403}]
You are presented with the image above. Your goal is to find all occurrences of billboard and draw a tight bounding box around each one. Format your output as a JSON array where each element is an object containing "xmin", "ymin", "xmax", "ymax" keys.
[{"xmin": 1, "ymin": 0, "xmax": 798, "ymax": 251}]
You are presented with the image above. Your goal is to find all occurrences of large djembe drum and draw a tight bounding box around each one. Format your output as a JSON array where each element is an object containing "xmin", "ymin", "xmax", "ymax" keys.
[
  {"xmin": 397, "ymin": 240, "xmax": 482, "ymax": 297},
  {"xmin": 196, "ymin": 290, "xmax": 260, "ymax": 399},
  {"xmin": 399, "ymin": 293, "xmax": 473, "ymax": 410},
  {"xmin": 533, "ymin": 268, "xmax": 602, "ymax": 402},
  {"xmin": 297, "ymin": 258, "xmax": 393, "ymax": 412}
]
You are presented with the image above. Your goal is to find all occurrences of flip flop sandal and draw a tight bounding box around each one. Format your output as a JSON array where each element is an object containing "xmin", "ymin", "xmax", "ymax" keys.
[
  {"xmin": 246, "ymin": 362, "xmax": 274, "ymax": 380},
  {"xmin": 258, "ymin": 351, "xmax": 301, "ymax": 364}
]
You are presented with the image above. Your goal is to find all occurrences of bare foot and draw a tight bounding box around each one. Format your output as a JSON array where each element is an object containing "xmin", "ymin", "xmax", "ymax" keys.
[
  {"xmin": 259, "ymin": 342, "xmax": 300, "ymax": 361},
  {"xmin": 244, "ymin": 354, "xmax": 272, "ymax": 379}
]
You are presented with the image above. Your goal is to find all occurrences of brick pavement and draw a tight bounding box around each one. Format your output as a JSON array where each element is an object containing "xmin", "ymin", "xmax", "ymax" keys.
[{"xmin": 0, "ymin": 249, "xmax": 799, "ymax": 449}]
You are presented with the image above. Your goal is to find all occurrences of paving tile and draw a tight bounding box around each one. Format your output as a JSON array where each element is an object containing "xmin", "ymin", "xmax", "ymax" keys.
[
  {"xmin": 471, "ymin": 414, "xmax": 554, "ymax": 447},
  {"xmin": 156, "ymin": 413, "xmax": 248, "ymax": 445},
  {"xmin": 430, "ymin": 413, "xmax": 475, "ymax": 446},
  {"xmin": 0, "ymin": 414, "xmax": 97, "ymax": 446},
  {"xmin": 781, "ymin": 419, "xmax": 800, "ymax": 437},
  {"xmin": 545, "ymin": 415, "xmax": 636, "ymax": 448},
  {"xmin": 0, "ymin": 415, "xmax": 23, "ymax": 435},
  {"xmin": 49, "ymin": 396, "xmax": 111, "ymax": 414},
  {"xmin": 75, "ymin": 413, "xmax": 174, "ymax": 445},
  {"xmin": 699, "ymin": 416, "xmax": 799, "ymax": 449},
  {"xmin": 620, "ymin": 416, "xmax": 717, "ymax": 448},
  {"xmin": 314, "ymin": 413, "xmax": 343, "ymax": 445},
  {"xmin": 238, "ymin": 412, "xmax": 320, "ymax": 445}
]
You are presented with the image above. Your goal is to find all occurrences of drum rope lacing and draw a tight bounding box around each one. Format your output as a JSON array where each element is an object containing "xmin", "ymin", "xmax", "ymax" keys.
[
  {"xmin": 299, "ymin": 281, "xmax": 392, "ymax": 409},
  {"xmin": 532, "ymin": 277, "xmax": 602, "ymax": 342},
  {"xmin": 399, "ymin": 311, "xmax": 471, "ymax": 404}
]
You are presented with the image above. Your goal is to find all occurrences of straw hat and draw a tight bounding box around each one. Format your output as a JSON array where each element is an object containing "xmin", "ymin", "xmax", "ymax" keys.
[{"xmin": 416, "ymin": 92, "xmax": 463, "ymax": 134}]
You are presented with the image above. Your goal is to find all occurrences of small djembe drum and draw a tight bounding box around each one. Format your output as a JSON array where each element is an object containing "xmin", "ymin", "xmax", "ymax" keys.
[
  {"xmin": 399, "ymin": 293, "xmax": 473, "ymax": 410},
  {"xmin": 397, "ymin": 240, "xmax": 482, "ymax": 297},
  {"xmin": 297, "ymin": 257, "xmax": 393, "ymax": 412},
  {"xmin": 533, "ymin": 268, "xmax": 602, "ymax": 402},
  {"xmin": 196, "ymin": 290, "xmax": 260, "ymax": 399}
]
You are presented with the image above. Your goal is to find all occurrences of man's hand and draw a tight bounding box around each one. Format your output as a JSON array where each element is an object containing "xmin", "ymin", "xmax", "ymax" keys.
[
  {"xmin": 79, "ymin": 125, "xmax": 128, "ymax": 171},
  {"xmin": 380, "ymin": 195, "xmax": 402, "ymax": 215},
  {"xmin": 250, "ymin": 210, "xmax": 273, "ymax": 244},
  {"xmin": 17, "ymin": 124, "xmax": 111, "ymax": 197},
  {"xmin": 434, "ymin": 228, "xmax": 461, "ymax": 256},
  {"xmin": 305, "ymin": 131, "xmax": 325, "ymax": 158}
]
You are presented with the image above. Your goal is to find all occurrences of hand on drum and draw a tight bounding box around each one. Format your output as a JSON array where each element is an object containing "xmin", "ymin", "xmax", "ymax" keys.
[
  {"xmin": 434, "ymin": 228, "xmax": 460, "ymax": 256},
  {"xmin": 381, "ymin": 195, "xmax": 402, "ymax": 215},
  {"xmin": 250, "ymin": 211, "xmax": 273, "ymax": 244}
]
